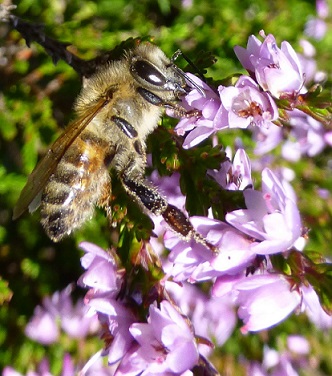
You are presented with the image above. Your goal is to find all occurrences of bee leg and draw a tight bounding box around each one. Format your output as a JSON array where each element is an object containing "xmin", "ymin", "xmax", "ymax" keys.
[
  {"xmin": 137, "ymin": 87, "xmax": 201, "ymax": 118},
  {"xmin": 111, "ymin": 116, "xmax": 138, "ymax": 139},
  {"xmin": 121, "ymin": 172, "xmax": 218, "ymax": 253},
  {"xmin": 164, "ymin": 205, "xmax": 218, "ymax": 253},
  {"xmin": 97, "ymin": 179, "xmax": 112, "ymax": 221}
]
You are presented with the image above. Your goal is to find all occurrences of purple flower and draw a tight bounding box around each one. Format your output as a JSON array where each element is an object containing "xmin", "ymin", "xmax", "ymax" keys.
[
  {"xmin": 24, "ymin": 306, "xmax": 59, "ymax": 345},
  {"xmin": 148, "ymin": 172, "xmax": 187, "ymax": 255},
  {"xmin": 166, "ymin": 282, "xmax": 236, "ymax": 355},
  {"xmin": 234, "ymin": 274, "xmax": 302, "ymax": 333},
  {"xmin": 59, "ymin": 297, "xmax": 96, "ymax": 339},
  {"xmin": 80, "ymin": 353, "xmax": 115, "ymax": 376},
  {"xmin": 297, "ymin": 40, "xmax": 319, "ymax": 84},
  {"xmin": 165, "ymin": 225, "xmax": 216, "ymax": 282},
  {"xmin": 116, "ymin": 300, "xmax": 199, "ymax": 375},
  {"xmin": 246, "ymin": 335, "xmax": 310, "ymax": 375},
  {"xmin": 287, "ymin": 335, "xmax": 310, "ymax": 355},
  {"xmin": 305, "ymin": 0, "xmax": 328, "ymax": 40},
  {"xmin": 175, "ymin": 73, "xmax": 225, "ymax": 148},
  {"xmin": 218, "ymin": 76, "xmax": 278, "ymax": 129},
  {"xmin": 3, "ymin": 354, "xmax": 75, "ymax": 376},
  {"xmin": 302, "ymin": 285, "xmax": 332, "ymax": 329},
  {"xmin": 209, "ymin": 148, "xmax": 253, "ymax": 190},
  {"xmin": 78, "ymin": 291, "xmax": 138, "ymax": 374},
  {"xmin": 305, "ymin": 18, "xmax": 327, "ymax": 40},
  {"xmin": 234, "ymin": 32, "xmax": 305, "ymax": 99},
  {"xmin": 78, "ymin": 243, "xmax": 138, "ymax": 367},
  {"xmin": 316, "ymin": 0, "xmax": 329, "ymax": 18},
  {"xmin": 3, "ymin": 367, "xmax": 23, "ymax": 376},
  {"xmin": 78, "ymin": 241, "xmax": 124, "ymax": 294},
  {"xmin": 96, "ymin": 304, "xmax": 136, "ymax": 364},
  {"xmin": 252, "ymin": 121, "xmax": 283, "ymax": 155},
  {"xmin": 281, "ymin": 110, "xmax": 326, "ymax": 161},
  {"xmin": 226, "ymin": 168, "xmax": 303, "ymax": 255},
  {"xmin": 50, "ymin": 286, "xmax": 97, "ymax": 339},
  {"xmin": 165, "ymin": 215, "xmax": 256, "ymax": 282},
  {"xmin": 212, "ymin": 254, "xmax": 326, "ymax": 334},
  {"xmin": 191, "ymin": 294, "xmax": 236, "ymax": 351},
  {"xmin": 25, "ymin": 285, "xmax": 96, "ymax": 344},
  {"xmin": 213, "ymin": 273, "xmax": 302, "ymax": 333}
]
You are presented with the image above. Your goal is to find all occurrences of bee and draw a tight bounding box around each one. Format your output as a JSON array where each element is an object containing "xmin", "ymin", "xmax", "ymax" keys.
[{"xmin": 13, "ymin": 42, "xmax": 217, "ymax": 252}]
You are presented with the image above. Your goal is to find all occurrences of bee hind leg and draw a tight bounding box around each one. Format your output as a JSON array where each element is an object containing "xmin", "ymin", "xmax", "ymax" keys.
[{"xmin": 121, "ymin": 172, "xmax": 218, "ymax": 253}]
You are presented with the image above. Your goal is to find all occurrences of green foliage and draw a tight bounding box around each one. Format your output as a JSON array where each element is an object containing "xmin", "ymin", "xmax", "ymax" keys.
[
  {"xmin": 0, "ymin": 278, "xmax": 13, "ymax": 305},
  {"xmin": 1, "ymin": 0, "xmax": 332, "ymax": 374}
]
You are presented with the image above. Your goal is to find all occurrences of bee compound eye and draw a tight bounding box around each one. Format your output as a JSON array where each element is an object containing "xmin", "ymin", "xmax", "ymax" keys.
[{"xmin": 132, "ymin": 60, "xmax": 167, "ymax": 87}]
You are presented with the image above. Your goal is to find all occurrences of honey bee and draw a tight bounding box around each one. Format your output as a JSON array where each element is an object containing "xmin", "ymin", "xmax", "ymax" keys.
[{"xmin": 13, "ymin": 42, "xmax": 217, "ymax": 252}]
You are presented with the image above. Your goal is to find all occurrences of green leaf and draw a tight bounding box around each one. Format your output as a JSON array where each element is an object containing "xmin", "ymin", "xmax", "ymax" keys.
[{"xmin": 0, "ymin": 279, "xmax": 13, "ymax": 305}]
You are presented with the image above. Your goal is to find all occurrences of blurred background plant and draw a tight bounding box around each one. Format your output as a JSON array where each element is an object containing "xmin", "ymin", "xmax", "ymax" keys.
[{"xmin": 1, "ymin": 0, "xmax": 332, "ymax": 375}]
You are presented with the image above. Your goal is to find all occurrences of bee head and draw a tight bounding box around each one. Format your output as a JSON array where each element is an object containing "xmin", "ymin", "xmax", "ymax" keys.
[{"xmin": 129, "ymin": 43, "xmax": 203, "ymax": 98}]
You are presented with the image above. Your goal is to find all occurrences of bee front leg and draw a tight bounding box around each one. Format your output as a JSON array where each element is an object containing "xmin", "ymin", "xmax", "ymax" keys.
[
  {"xmin": 137, "ymin": 87, "xmax": 200, "ymax": 118},
  {"xmin": 121, "ymin": 171, "xmax": 218, "ymax": 253}
]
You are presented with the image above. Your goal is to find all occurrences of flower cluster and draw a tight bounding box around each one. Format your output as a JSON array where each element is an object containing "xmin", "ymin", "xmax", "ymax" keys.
[
  {"xmin": 175, "ymin": 70, "xmax": 279, "ymax": 148},
  {"xmin": 24, "ymin": 284, "xmax": 97, "ymax": 345},
  {"xmin": 176, "ymin": 29, "xmax": 332, "ymax": 163},
  {"xmin": 161, "ymin": 150, "xmax": 313, "ymax": 333},
  {"xmin": 77, "ymin": 148, "xmax": 329, "ymax": 374},
  {"xmin": 305, "ymin": 0, "xmax": 329, "ymax": 40},
  {"xmin": 51, "ymin": 24, "xmax": 332, "ymax": 373},
  {"xmin": 246, "ymin": 335, "xmax": 311, "ymax": 375},
  {"xmin": 76, "ymin": 241, "xmax": 205, "ymax": 375},
  {"xmin": 176, "ymin": 31, "xmax": 303, "ymax": 148},
  {"xmin": 4, "ymin": 285, "xmax": 110, "ymax": 376},
  {"xmin": 3, "ymin": 355, "xmax": 76, "ymax": 376},
  {"xmin": 9, "ymin": 3, "xmax": 332, "ymax": 374}
]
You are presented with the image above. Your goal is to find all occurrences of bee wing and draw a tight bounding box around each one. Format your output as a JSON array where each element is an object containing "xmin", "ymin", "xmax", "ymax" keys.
[{"xmin": 13, "ymin": 97, "xmax": 109, "ymax": 220}]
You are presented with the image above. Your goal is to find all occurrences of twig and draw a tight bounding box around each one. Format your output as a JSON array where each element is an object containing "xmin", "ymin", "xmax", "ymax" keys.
[{"xmin": 0, "ymin": 5, "xmax": 100, "ymax": 78}]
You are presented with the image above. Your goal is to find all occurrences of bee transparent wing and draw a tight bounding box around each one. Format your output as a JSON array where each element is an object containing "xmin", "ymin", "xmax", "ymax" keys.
[{"xmin": 13, "ymin": 98, "xmax": 108, "ymax": 220}]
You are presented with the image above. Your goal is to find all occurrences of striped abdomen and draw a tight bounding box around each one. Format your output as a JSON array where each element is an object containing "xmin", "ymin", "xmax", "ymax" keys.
[{"xmin": 40, "ymin": 130, "xmax": 112, "ymax": 241}]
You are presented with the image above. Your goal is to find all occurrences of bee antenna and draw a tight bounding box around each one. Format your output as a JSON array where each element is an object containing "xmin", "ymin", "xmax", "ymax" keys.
[
  {"xmin": 170, "ymin": 52, "xmax": 206, "ymax": 98},
  {"xmin": 172, "ymin": 49, "xmax": 206, "ymax": 80}
]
